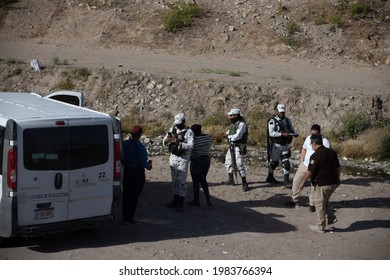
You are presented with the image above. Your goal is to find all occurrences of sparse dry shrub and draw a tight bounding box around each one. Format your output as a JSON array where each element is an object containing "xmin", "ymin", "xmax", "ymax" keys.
[
  {"xmin": 142, "ymin": 121, "xmax": 167, "ymax": 137},
  {"xmin": 53, "ymin": 78, "xmax": 75, "ymax": 90},
  {"xmin": 350, "ymin": 0, "xmax": 371, "ymax": 17},
  {"xmin": 202, "ymin": 110, "xmax": 228, "ymax": 127},
  {"xmin": 340, "ymin": 139, "xmax": 366, "ymax": 158},
  {"xmin": 340, "ymin": 127, "xmax": 390, "ymax": 159},
  {"xmin": 246, "ymin": 109, "xmax": 269, "ymax": 147},
  {"xmin": 358, "ymin": 127, "xmax": 390, "ymax": 159},
  {"xmin": 203, "ymin": 125, "xmax": 226, "ymax": 145},
  {"xmin": 286, "ymin": 21, "xmax": 298, "ymax": 35},
  {"xmin": 339, "ymin": 109, "xmax": 369, "ymax": 139},
  {"xmin": 162, "ymin": 1, "xmax": 201, "ymax": 32},
  {"xmin": 121, "ymin": 110, "xmax": 173, "ymax": 136},
  {"xmin": 314, "ymin": 16, "xmax": 327, "ymax": 25}
]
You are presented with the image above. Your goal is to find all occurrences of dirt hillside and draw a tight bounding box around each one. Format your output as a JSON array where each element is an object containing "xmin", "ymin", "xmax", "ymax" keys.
[
  {"xmin": 0, "ymin": 0, "xmax": 390, "ymax": 262},
  {"xmin": 1, "ymin": 0, "xmax": 389, "ymax": 134}
]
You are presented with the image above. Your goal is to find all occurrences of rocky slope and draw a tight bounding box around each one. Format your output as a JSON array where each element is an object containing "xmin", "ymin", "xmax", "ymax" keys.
[{"xmin": 1, "ymin": 0, "xmax": 389, "ymax": 134}]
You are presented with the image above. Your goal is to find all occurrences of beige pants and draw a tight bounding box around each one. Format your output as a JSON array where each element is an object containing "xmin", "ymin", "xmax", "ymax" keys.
[
  {"xmin": 291, "ymin": 162, "xmax": 313, "ymax": 204},
  {"xmin": 312, "ymin": 184, "xmax": 337, "ymax": 229}
]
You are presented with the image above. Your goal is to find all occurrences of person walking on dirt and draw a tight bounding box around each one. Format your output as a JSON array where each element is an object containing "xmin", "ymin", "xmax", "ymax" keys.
[
  {"xmin": 266, "ymin": 103, "xmax": 298, "ymax": 188},
  {"xmin": 223, "ymin": 108, "xmax": 249, "ymax": 192},
  {"xmin": 285, "ymin": 124, "xmax": 331, "ymax": 211},
  {"xmin": 163, "ymin": 113, "xmax": 194, "ymax": 212},
  {"xmin": 122, "ymin": 125, "xmax": 152, "ymax": 225},
  {"xmin": 299, "ymin": 134, "xmax": 340, "ymax": 233},
  {"xmin": 188, "ymin": 124, "xmax": 213, "ymax": 207}
]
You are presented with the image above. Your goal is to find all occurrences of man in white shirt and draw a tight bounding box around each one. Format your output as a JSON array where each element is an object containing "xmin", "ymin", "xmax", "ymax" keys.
[{"xmin": 285, "ymin": 124, "xmax": 331, "ymax": 211}]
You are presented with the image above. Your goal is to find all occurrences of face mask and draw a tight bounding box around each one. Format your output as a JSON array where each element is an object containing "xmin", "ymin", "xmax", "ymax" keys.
[
  {"xmin": 176, "ymin": 123, "xmax": 186, "ymax": 130},
  {"xmin": 230, "ymin": 117, "xmax": 238, "ymax": 124}
]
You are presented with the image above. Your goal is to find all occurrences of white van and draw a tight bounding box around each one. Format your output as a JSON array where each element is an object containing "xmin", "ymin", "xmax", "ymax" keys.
[{"xmin": 0, "ymin": 92, "xmax": 122, "ymax": 244}]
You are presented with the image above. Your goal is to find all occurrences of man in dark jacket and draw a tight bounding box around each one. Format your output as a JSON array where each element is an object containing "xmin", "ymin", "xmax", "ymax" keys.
[
  {"xmin": 300, "ymin": 134, "xmax": 340, "ymax": 233},
  {"xmin": 122, "ymin": 125, "xmax": 152, "ymax": 225}
]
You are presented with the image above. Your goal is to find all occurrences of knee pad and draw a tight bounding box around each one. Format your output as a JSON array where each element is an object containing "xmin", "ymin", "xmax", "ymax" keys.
[
  {"xmin": 281, "ymin": 149, "xmax": 291, "ymax": 159},
  {"xmin": 282, "ymin": 160, "xmax": 290, "ymax": 171}
]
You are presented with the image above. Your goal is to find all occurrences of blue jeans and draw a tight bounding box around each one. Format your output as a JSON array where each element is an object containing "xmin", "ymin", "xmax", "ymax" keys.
[{"xmin": 190, "ymin": 155, "xmax": 211, "ymax": 203}]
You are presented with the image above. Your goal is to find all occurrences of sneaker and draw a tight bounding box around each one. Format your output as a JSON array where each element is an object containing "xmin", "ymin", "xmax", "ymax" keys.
[
  {"xmin": 309, "ymin": 205, "xmax": 316, "ymax": 212},
  {"xmin": 284, "ymin": 201, "xmax": 296, "ymax": 208},
  {"xmin": 328, "ymin": 217, "xmax": 338, "ymax": 225},
  {"xmin": 309, "ymin": 225, "xmax": 325, "ymax": 233}
]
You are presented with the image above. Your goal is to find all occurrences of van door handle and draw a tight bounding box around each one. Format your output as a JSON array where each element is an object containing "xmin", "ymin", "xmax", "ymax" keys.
[{"xmin": 54, "ymin": 173, "xmax": 63, "ymax": 189}]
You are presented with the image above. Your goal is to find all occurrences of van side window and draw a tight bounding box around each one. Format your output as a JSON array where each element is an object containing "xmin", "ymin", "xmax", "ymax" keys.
[
  {"xmin": 48, "ymin": 94, "xmax": 81, "ymax": 106},
  {"xmin": 23, "ymin": 125, "xmax": 109, "ymax": 170},
  {"xmin": 0, "ymin": 126, "xmax": 4, "ymax": 174}
]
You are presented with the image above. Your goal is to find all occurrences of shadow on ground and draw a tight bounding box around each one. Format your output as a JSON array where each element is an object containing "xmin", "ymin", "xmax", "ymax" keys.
[{"xmin": 4, "ymin": 181, "xmax": 296, "ymax": 253}]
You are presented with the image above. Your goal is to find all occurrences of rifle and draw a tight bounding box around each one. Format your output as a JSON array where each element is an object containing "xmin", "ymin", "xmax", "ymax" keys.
[
  {"xmin": 266, "ymin": 120, "xmax": 272, "ymax": 163},
  {"xmin": 229, "ymin": 140, "xmax": 238, "ymax": 185}
]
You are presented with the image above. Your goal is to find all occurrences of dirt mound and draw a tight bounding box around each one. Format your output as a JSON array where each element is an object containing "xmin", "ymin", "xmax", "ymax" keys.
[{"xmin": 1, "ymin": 0, "xmax": 390, "ymax": 64}]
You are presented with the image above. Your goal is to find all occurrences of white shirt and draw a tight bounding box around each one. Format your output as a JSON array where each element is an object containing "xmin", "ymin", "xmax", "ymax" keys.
[{"xmin": 302, "ymin": 135, "xmax": 331, "ymax": 166}]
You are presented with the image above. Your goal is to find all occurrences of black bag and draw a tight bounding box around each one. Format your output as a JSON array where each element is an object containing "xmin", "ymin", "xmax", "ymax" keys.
[{"xmin": 169, "ymin": 143, "xmax": 184, "ymax": 156}]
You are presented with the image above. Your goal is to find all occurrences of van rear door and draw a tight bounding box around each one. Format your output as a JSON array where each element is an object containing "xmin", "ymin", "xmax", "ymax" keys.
[
  {"xmin": 66, "ymin": 118, "xmax": 113, "ymax": 220},
  {"xmin": 17, "ymin": 117, "xmax": 113, "ymax": 226},
  {"xmin": 18, "ymin": 120, "xmax": 70, "ymax": 226}
]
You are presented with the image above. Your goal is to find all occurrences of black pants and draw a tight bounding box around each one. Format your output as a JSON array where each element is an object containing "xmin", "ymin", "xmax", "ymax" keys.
[
  {"xmin": 190, "ymin": 155, "xmax": 211, "ymax": 202},
  {"xmin": 122, "ymin": 167, "xmax": 145, "ymax": 222}
]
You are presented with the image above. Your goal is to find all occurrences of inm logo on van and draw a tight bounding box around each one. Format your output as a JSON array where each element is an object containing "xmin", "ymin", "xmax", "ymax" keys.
[
  {"xmin": 76, "ymin": 178, "xmax": 89, "ymax": 185},
  {"xmin": 75, "ymin": 173, "xmax": 94, "ymax": 186}
]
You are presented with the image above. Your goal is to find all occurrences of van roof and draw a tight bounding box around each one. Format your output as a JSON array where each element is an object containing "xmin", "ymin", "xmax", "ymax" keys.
[{"xmin": 0, "ymin": 92, "xmax": 108, "ymax": 121}]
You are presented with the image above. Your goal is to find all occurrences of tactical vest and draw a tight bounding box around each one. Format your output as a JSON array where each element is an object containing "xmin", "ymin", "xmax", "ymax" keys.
[
  {"xmin": 229, "ymin": 121, "xmax": 248, "ymax": 155},
  {"xmin": 269, "ymin": 117, "xmax": 293, "ymax": 145},
  {"xmin": 229, "ymin": 121, "xmax": 248, "ymax": 144},
  {"xmin": 168, "ymin": 127, "xmax": 188, "ymax": 156}
]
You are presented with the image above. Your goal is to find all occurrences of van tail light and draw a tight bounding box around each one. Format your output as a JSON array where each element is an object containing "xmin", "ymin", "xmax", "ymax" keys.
[
  {"xmin": 7, "ymin": 148, "xmax": 17, "ymax": 190},
  {"xmin": 113, "ymin": 138, "xmax": 121, "ymax": 181}
]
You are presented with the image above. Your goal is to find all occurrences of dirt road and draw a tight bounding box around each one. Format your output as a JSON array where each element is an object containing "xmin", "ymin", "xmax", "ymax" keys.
[{"xmin": 2, "ymin": 40, "xmax": 390, "ymax": 95}]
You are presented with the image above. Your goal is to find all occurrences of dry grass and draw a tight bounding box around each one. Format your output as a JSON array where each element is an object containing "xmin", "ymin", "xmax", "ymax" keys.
[
  {"xmin": 203, "ymin": 125, "xmax": 226, "ymax": 145},
  {"xmin": 340, "ymin": 127, "xmax": 390, "ymax": 159},
  {"xmin": 340, "ymin": 139, "xmax": 367, "ymax": 158}
]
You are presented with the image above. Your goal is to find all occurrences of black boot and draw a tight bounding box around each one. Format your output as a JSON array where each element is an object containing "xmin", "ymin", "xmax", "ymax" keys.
[
  {"xmin": 284, "ymin": 174, "xmax": 292, "ymax": 189},
  {"xmin": 266, "ymin": 172, "xmax": 278, "ymax": 184},
  {"xmin": 176, "ymin": 196, "xmax": 185, "ymax": 212},
  {"xmin": 223, "ymin": 173, "xmax": 235, "ymax": 185},
  {"xmin": 165, "ymin": 194, "xmax": 179, "ymax": 208},
  {"xmin": 241, "ymin": 176, "xmax": 249, "ymax": 192}
]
